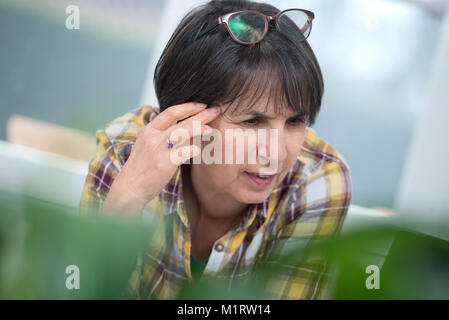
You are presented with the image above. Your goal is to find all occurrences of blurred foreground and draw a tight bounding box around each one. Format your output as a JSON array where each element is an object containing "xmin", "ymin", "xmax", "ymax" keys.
[{"xmin": 1, "ymin": 190, "xmax": 448, "ymax": 300}]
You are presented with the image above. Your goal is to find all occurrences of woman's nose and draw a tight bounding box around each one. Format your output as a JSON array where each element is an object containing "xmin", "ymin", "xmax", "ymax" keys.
[
  {"xmin": 257, "ymin": 129, "xmax": 288, "ymax": 166},
  {"xmin": 274, "ymin": 132, "xmax": 288, "ymax": 164}
]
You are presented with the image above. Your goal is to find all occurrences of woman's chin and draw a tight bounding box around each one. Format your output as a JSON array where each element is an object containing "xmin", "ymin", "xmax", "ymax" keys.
[{"xmin": 235, "ymin": 188, "xmax": 273, "ymax": 204}]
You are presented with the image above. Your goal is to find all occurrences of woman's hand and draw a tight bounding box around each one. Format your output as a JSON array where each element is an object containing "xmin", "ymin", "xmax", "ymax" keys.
[{"xmin": 100, "ymin": 102, "xmax": 220, "ymax": 221}]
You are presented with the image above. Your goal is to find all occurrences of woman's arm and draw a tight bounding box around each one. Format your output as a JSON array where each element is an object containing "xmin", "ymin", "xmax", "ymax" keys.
[{"xmin": 80, "ymin": 103, "xmax": 220, "ymax": 221}]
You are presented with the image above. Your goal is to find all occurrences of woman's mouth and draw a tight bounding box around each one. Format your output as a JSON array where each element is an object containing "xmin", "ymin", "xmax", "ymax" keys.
[{"xmin": 244, "ymin": 171, "xmax": 277, "ymax": 188}]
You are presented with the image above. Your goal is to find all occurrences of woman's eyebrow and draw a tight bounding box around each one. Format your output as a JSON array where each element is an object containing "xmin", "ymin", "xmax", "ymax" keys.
[{"xmin": 242, "ymin": 111, "xmax": 276, "ymax": 120}]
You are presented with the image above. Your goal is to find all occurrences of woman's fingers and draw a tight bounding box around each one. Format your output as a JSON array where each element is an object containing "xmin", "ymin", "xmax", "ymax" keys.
[
  {"xmin": 169, "ymin": 145, "xmax": 202, "ymax": 166},
  {"xmin": 164, "ymin": 106, "xmax": 220, "ymax": 143},
  {"xmin": 149, "ymin": 102, "xmax": 207, "ymax": 130},
  {"xmin": 175, "ymin": 106, "xmax": 221, "ymax": 133},
  {"xmin": 166, "ymin": 123, "xmax": 213, "ymax": 147}
]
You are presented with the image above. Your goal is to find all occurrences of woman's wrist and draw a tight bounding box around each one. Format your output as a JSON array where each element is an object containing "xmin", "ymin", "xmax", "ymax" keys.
[{"xmin": 100, "ymin": 179, "xmax": 149, "ymax": 221}]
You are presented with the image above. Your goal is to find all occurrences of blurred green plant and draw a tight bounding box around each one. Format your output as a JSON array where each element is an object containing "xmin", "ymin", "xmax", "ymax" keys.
[
  {"xmin": 330, "ymin": 226, "xmax": 449, "ymax": 299},
  {"xmin": 0, "ymin": 191, "xmax": 156, "ymax": 299},
  {"xmin": 1, "ymin": 190, "xmax": 448, "ymax": 300},
  {"xmin": 175, "ymin": 225, "xmax": 449, "ymax": 300}
]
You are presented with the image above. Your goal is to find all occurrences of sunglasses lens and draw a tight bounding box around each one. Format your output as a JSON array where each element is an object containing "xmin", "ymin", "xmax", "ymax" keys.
[
  {"xmin": 228, "ymin": 12, "xmax": 266, "ymax": 44},
  {"xmin": 278, "ymin": 10, "xmax": 311, "ymax": 42}
]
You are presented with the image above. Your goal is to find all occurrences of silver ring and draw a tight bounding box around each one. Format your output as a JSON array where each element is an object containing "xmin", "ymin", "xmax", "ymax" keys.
[{"xmin": 166, "ymin": 137, "xmax": 174, "ymax": 149}]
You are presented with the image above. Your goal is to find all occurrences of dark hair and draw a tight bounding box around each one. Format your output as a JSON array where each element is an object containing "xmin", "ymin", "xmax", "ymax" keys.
[{"xmin": 154, "ymin": 0, "xmax": 324, "ymax": 126}]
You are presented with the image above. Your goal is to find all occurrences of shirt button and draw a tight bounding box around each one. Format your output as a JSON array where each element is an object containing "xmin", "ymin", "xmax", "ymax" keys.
[{"xmin": 214, "ymin": 243, "xmax": 224, "ymax": 252}]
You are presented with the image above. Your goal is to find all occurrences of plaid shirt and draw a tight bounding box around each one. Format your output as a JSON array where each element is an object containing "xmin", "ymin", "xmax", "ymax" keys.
[{"xmin": 79, "ymin": 106, "xmax": 352, "ymax": 300}]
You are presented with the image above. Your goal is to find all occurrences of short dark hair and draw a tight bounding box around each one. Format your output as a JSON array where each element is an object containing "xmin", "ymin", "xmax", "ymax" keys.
[{"xmin": 154, "ymin": 0, "xmax": 324, "ymax": 126}]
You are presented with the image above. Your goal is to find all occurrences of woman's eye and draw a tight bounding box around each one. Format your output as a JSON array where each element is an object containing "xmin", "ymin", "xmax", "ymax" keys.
[
  {"xmin": 243, "ymin": 118, "xmax": 259, "ymax": 126},
  {"xmin": 287, "ymin": 117, "xmax": 304, "ymax": 126}
]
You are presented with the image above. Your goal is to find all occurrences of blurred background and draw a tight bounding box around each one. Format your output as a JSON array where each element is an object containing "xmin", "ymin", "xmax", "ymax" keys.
[{"xmin": 1, "ymin": 0, "xmax": 448, "ymax": 246}]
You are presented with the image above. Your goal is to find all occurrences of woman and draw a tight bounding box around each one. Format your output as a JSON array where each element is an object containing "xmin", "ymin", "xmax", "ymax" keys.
[{"xmin": 80, "ymin": 0, "xmax": 351, "ymax": 299}]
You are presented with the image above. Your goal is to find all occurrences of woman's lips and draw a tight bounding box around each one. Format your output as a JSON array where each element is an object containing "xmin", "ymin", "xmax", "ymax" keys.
[{"xmin": 245, "ymin": 171, "xmax": 277, "ymax": 188}]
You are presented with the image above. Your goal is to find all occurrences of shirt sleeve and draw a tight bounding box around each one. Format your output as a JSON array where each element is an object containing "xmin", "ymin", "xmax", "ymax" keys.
[
  {"xmin": 257, "ymin": 157, "xmax": 352, "ymax": 300},
  {"xmin": 79, "ymin": 129, "xmax": 121, "ymax": 216}
]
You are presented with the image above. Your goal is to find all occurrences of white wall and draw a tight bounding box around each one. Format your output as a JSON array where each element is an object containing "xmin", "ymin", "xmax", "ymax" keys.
[
  {"xmin": 140, "ymin": 0, "xmax": 207, "ymax": 107},
  {"xmin": 394, "ymin": 12, "xmax": 449, "ymax": 239}
]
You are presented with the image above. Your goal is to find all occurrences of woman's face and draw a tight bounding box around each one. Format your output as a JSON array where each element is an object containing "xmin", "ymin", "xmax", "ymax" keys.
[{"xmin": 191, "ymin": 101, "xmax": 306, "ymax": 206}]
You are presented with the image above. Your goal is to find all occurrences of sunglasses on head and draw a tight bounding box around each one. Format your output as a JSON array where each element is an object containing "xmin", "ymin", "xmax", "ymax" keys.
[{"xmin": 191, "ymin": 8, "xmax": 315, "ymax": 45}]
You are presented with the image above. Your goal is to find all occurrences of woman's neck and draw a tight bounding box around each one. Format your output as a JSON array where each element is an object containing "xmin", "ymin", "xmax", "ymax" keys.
[{"xmin": 181, "ymin": 165, "xmax": 248, "ymax": 234}]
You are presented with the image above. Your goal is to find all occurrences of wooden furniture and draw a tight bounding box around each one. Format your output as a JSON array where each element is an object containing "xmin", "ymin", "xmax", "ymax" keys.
[{"xmin": 6, "ymin": 115, "xmax": 96, "ymax": 163}]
